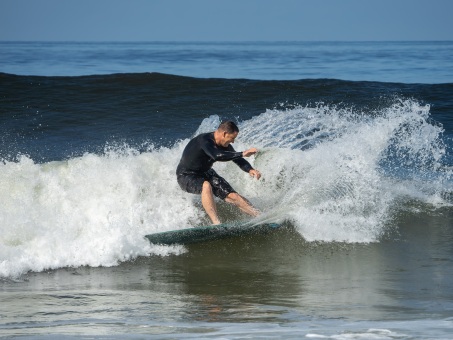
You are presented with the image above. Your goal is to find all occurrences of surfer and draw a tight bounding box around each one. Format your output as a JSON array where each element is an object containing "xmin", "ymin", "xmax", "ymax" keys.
[{"xmin": 176, "ymin": 121, "xmax": 261, "ymax": 225}]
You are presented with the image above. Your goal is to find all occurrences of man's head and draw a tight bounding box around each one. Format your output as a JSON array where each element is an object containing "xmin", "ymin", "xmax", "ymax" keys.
[
  {"xmin": 218, "ymin": 121, "xmax": 239, "ymax": 134},
  {"xmin": 215, "ymin": 121, "xmax": 239, "ymax": 147}
]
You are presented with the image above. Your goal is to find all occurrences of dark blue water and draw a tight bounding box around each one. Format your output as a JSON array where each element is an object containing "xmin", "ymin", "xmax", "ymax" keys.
[
  {"xmin": 1, "ymin": 41, "xmax": 453, "ymax": 339},
  {"xmin": 1, "ymin": 73, "xmax": 452, "ymax": 163}
]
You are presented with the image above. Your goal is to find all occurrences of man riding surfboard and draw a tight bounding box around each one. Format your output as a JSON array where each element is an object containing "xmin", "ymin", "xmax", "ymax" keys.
[{"xmin": 176, "ymin": 121, "xmax": 261, "ymax": 224}]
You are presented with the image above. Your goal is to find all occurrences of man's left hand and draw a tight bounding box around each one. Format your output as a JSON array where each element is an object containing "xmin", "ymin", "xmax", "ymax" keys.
[{"xmin": 249, "ymin": 169, "xmax": 261, "ymax": 180}]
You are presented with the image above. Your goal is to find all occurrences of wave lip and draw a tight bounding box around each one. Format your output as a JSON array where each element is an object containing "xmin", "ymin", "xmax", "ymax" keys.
[{"xmin": 240, "ymin": 99, "xmax": 451, "ymax": 242}]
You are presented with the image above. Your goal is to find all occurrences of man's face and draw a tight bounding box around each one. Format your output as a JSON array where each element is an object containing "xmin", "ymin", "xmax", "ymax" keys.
[{"xmin": 220, "ymin": 131, "xmax": 238, "ymax": 147}]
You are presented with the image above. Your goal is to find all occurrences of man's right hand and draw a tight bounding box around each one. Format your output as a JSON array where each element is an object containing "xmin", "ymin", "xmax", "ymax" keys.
[{"xmin": 242, "ymin": 148, "xmax": 258, "ymax": 157}]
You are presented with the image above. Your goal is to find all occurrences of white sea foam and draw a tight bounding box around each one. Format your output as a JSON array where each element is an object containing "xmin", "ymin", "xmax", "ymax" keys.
[
  {"xmin": 0, "ymin": 146, "xmax": 192, "ymax": 278},
  {"xmin": 240, "ymin": 100, "xmax": 451, "ymax": 241},
  {"xmin": 0, "ymin": 100, "xmax": 450, "ymax": 277}
]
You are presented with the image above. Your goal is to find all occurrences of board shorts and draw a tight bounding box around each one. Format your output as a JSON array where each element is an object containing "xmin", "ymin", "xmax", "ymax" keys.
[{"xmin": 177, "ymin": 169, "xmax": 235, "ymax": 200}]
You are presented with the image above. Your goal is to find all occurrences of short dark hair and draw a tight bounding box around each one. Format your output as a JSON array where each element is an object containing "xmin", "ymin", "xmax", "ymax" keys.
[{"xmin": 218, "ymin": 121, "xmax": 239, "ymax": 134}]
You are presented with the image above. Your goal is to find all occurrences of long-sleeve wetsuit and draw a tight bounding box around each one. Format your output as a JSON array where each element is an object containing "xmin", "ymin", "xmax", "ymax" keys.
[{"xmin": 176, "ymin": 132, "xmax": 253, "ymax": 176}]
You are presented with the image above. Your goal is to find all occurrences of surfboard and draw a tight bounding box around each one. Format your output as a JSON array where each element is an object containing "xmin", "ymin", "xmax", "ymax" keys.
[{"xmin": 145, "ymin": 221, "xmax": 281, "ymax": 245}]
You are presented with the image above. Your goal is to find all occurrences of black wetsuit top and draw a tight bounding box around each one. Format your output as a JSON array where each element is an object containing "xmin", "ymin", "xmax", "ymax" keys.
[{"xmin": 176, "ymin": 132, "xmax": 253, "ymax": 176}]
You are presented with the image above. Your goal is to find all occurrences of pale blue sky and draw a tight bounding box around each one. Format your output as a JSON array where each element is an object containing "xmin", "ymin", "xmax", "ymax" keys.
[{"xmin": 1, "ymin": 0, "xmax": 452, "ymax": 41}]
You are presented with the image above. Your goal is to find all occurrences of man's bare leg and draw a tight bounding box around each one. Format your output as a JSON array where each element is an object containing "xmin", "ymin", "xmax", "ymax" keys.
[
  {"xmin": 225, "ymin": 192, "xmax": 260, "ymax": 217},
  {"xmin": 201, "ymin": 181, "xmax": 221, "ymax": 225}
]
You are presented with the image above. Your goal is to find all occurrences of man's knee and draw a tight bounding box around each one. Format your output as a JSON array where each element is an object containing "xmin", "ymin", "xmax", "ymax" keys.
[
  {"xmin": 226, "ymin": 192, "xmax": 240, "ymax": 203},
  {"xmin": 202, "ymin": 181, "xmax": 213, "ymax": 193}
]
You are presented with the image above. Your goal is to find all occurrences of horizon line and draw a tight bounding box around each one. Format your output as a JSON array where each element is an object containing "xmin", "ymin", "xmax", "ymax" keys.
[{"xmin": 1, "ymin": 39, "xmax": 452, "ymax": 43}]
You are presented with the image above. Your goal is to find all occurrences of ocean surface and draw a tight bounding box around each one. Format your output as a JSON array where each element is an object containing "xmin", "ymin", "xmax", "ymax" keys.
[{"xmin": 1, "ymin": 41, "xmax": 453, "ymax": 339}]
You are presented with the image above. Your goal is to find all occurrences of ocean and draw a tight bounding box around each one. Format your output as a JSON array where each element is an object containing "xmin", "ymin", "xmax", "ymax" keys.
[{"xmin": 1, "ymin": 41, "xmax": 453, "ymax": 339}]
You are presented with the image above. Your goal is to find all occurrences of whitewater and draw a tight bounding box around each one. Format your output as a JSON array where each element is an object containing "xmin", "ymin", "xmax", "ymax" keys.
[{"xmin": 1, "ymin": 100, "xmax": 450, "ymax": 279}]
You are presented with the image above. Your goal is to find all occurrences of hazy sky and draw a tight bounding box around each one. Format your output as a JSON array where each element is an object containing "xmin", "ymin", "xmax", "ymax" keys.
[{"xmin": 1, "ymin": 0, "xmax": 452, "ymax": 42}]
